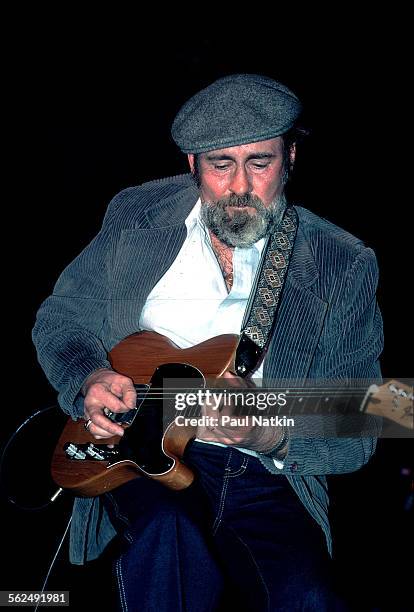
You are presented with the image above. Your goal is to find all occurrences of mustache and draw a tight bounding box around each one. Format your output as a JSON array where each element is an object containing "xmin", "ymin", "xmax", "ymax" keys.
[{"xmin": 206, "ymin": 193, "xmax": 266, "ymax": 211}]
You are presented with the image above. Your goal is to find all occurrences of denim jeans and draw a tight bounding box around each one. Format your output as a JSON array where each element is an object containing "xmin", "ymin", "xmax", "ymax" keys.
[{"xmin": 103, "ymin": 441, "xmax": 345, "ymax": 611}]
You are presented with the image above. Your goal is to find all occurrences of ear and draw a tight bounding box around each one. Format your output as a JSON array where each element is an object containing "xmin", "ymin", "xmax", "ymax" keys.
[
  {"xmin": 289, "ymin": 143, "xmax": 296, "ymax": 167},
  {"xmin": 187, "ymin": 154, "xmax": 195, "ymax": 173}
]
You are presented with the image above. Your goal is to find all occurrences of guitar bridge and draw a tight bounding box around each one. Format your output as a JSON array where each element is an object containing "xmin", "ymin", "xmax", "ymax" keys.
[{"xmin": 64, "ymin": 442, "xmax": 120, "ymax": 461}]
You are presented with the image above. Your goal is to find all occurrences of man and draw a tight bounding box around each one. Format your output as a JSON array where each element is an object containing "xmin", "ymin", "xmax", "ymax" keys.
[{"xmin": 33, "ymin": 74, "xmax": 383, "ymax": 611}]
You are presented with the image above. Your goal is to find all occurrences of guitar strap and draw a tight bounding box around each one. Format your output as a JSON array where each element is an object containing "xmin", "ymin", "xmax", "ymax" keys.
[{"xmin": 235, "ymin": 205, "xmax": 298, "ymax": 377}]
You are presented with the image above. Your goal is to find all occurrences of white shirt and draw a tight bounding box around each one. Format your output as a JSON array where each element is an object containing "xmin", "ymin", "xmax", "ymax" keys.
[
  {"xmin": 139, "ymin": 199, "xmax": 283, "ymax": 468},
  {"xmin": 140, "ymin": 199, "xmax": 264, "ymax": 375}
]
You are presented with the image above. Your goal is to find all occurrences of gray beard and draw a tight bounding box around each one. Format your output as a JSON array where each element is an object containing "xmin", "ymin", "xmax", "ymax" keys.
[{"xmin": 200, "ymin": 193, "xmax": 287, "ymax": 248}]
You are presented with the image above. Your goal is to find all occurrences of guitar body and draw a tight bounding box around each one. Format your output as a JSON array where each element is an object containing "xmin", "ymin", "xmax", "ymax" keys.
[
  {"xmin": 51, "ymin": 331, "xmax": 239, "ymax": 497},
  {"xmin": 108, "ymin": 331, "xmax": 239, "ymax": 384},
  {"xmin": 51, "ymin": 330, "xmax": 413, "ymax": 497}
]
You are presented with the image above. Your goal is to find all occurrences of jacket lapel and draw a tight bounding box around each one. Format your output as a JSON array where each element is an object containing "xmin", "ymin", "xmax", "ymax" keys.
[
  {"xmin": 144, "ymin": 181, "xmax": 199, "ymax": 228},
  {"xmin": 107, "ymin": 184, "xmax": 199, "ymax": 348},
  {"xmin": 264, "ymin": 221, "xmax": 328, "ymax": 382}
]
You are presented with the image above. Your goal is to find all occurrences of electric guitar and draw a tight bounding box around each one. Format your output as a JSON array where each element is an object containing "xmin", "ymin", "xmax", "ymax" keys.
[{"xmin": 51, "ymin": 331, "xmax": 413, "ymax": 497}]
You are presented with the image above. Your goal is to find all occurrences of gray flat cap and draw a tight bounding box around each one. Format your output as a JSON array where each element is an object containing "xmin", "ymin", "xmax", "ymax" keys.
[{"xmin": 171, "ymin": 74, "xmax": 302, "ymax": 154}]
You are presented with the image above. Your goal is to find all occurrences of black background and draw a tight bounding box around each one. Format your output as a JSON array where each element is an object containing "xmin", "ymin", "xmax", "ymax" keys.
[{"xmin": 2, "ymin": 15, "xmax": 412, "ymax": 611}]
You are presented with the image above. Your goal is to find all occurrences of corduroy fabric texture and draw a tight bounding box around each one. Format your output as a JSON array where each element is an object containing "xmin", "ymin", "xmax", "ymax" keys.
[
  {"xmin": 32, "ymin": 174, "xmax": 383, "ymax": 564},
  {"xmin": 171, "ymin": 74, "xmax": 302, "ymax": 153}
]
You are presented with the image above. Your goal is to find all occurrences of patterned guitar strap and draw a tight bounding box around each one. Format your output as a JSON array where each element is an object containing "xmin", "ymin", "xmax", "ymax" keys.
[{"xmin": 235, "ymin": 204, "xmax": 298, "ymax": 377}]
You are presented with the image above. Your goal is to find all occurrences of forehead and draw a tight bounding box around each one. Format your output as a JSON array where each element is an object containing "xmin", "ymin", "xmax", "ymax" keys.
[{"xmin": 202, "ymin": 136, "xmax": 284, "ymax": 160}]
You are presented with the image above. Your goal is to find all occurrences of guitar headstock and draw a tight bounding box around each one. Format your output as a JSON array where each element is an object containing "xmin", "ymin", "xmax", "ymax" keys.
[{"xmin": 364, "ymin": 379, "xmax": 413, "ymax": 430}]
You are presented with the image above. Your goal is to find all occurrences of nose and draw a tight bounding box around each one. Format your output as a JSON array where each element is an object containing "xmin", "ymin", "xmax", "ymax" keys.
[{"xmin": 229, "ymin": 166, "xmax": 251, "ymax": 196}]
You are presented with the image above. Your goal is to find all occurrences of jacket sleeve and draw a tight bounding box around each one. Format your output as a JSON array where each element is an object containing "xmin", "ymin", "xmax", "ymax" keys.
[
  {"xmin": 259, "ymin": 246, "xmax": 384, "ymax": 476},
  {"xmin": 32, "ymin": 194, "xmax": 124, "ymax": 420}
]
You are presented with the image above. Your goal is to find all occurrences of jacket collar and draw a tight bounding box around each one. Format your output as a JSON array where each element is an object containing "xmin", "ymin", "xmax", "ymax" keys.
[
  {"xmin": 287, "ymin": 219, "xmax": 319, "ymax": 288},
  {"xmin": 144, "ymin": 176, "xmax": 199, "ymax": 228}
]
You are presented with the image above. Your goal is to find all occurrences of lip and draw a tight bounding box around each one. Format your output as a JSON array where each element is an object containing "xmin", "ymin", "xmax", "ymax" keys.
[{"xmin": 227, "ymin": 205, "xmax": 257, "ymax": 212}]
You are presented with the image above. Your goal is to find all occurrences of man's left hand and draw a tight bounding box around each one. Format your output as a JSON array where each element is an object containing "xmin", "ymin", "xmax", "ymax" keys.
[{"xmin": 196, "ymin": 372, "xmax": 283, "ymax": 452}]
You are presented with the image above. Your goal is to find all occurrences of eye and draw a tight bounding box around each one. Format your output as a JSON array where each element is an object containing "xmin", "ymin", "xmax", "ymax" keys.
[
  {"xmin": 214, "ymin": 164, "xmax": 231, "ymax": 171},
  {"xmin": 251, "ymin": 162, "xmax": 269, "ymax": 170}
]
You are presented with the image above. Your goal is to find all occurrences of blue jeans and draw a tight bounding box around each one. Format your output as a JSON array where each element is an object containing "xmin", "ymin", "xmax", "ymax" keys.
[{"xmin": 104, "ymin": 441, "xmax": 345, "ymax": 611}]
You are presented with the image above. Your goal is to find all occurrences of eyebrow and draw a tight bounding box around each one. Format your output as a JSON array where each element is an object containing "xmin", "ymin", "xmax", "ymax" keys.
[{"xmin": 205, "ymin": 153, "xmax": 276, "ymax": 162}]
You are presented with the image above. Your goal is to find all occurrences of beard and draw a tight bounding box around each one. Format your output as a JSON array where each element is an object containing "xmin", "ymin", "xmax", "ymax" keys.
[{"xmin": 200, "ymin": 192, "xmax": 286, "ymax": 248}]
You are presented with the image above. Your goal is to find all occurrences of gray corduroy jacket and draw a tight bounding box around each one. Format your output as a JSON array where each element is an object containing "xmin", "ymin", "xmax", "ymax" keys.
[{"xmin": 32, "ymin": 174, "xmax": 383, "ymax": 564}]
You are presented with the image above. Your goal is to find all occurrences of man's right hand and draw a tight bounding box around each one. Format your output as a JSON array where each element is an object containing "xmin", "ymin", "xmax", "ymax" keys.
[{"xmin": 82, "ymin": 368, "xmax": 137, "ymax": 439}]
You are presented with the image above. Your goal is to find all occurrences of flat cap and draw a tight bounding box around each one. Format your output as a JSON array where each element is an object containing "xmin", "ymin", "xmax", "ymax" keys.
[{"xmin": 171, "ymin": 74, "xmax": 302, "ymax": 154}]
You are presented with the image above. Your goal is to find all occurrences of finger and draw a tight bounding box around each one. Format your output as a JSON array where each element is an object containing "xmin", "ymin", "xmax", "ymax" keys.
[
  {"xmin": 201, "ymin": 401, "xmax": 220, "ymax": 419},
  {"xmin": 121, "ymin": 384, "xmax": 137, "ymax": 409},
  {"xmin": 109, "ymin": 378, "xmax": 136, "ymax": 405},
  {"xmin": 109, "ymin": 382, "xmax": 124, "ymax": 398},
  {"xmin": 88, "ymin": 421, "xmax": 123, "ymax": 439},
  {"xmin": 88, "ymin": 412, "xmax": 125, "ymax": 437},
  {"xmin": 221, "ymin": 371, "xmax": 255, "ymax": 389},
  {"xmin": 221, "ymin": 372, "xmax": 244, "ymax": 385},
  {"xmin": 216, "ymin": 401, "xmax": 235, "ymax": 417},
  {"xmin": 86, "ymin": 385, "xmax": 132, "ymax": 413}
]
